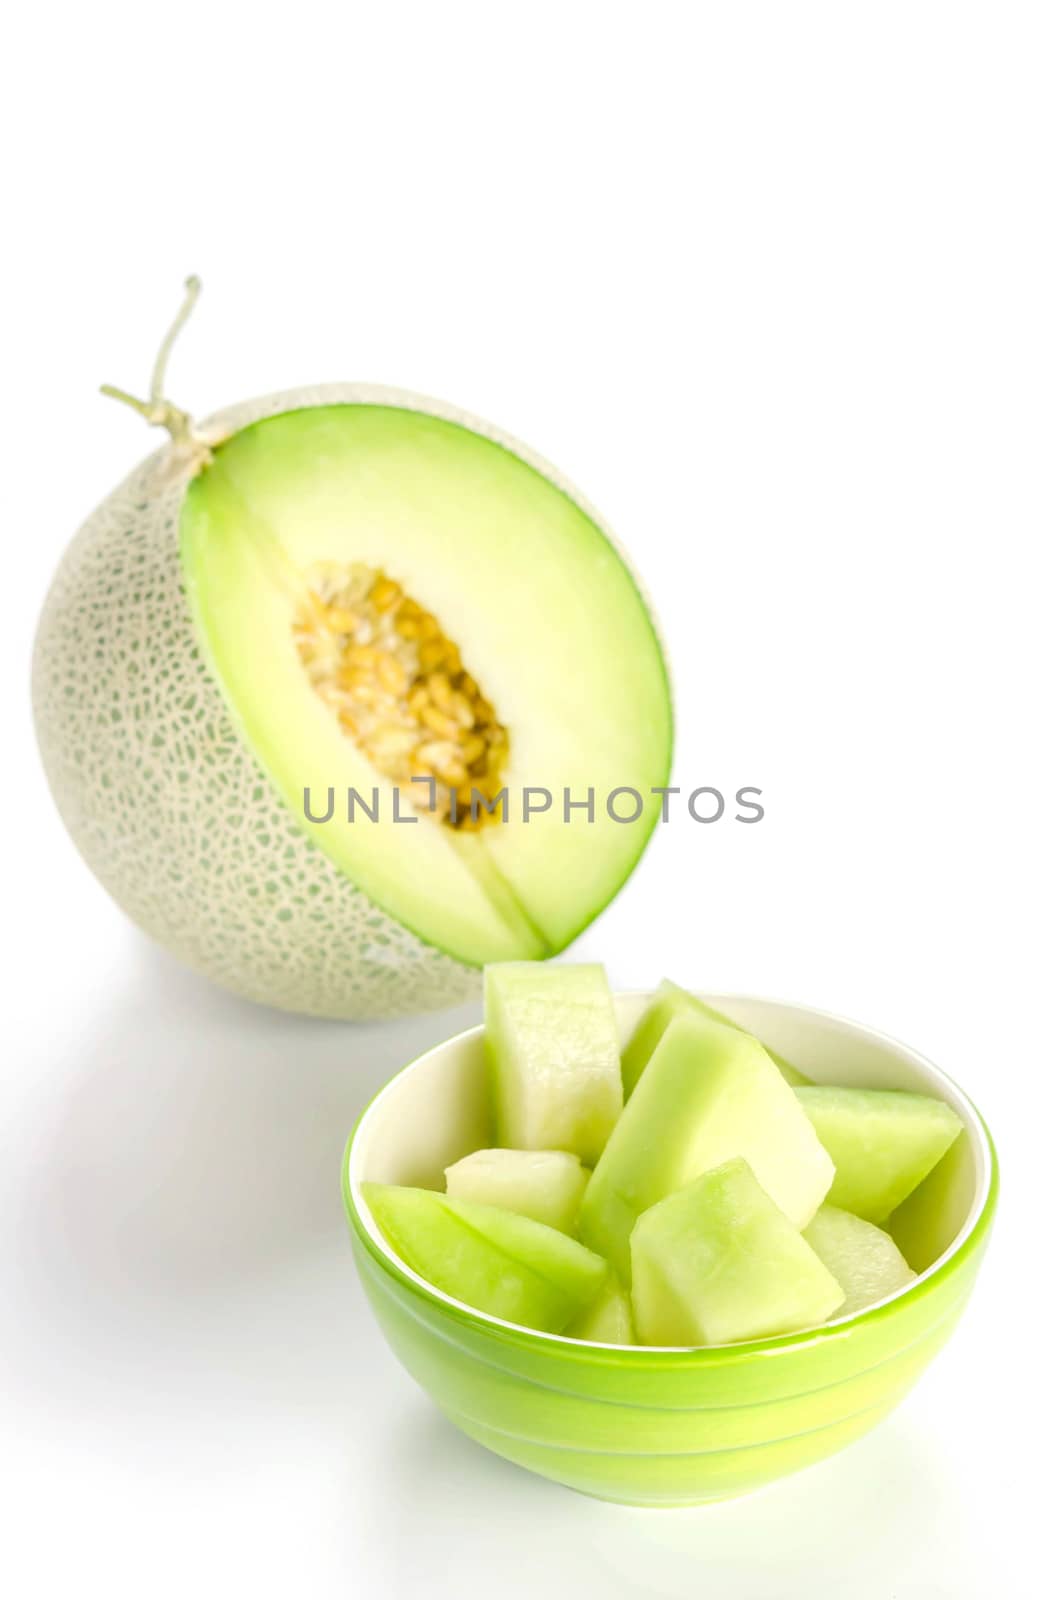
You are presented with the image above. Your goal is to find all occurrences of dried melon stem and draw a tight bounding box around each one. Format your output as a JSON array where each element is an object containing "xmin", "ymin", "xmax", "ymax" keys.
[
  {"xmin": 100, "ymin": 275, "xmax": 219, "ymax": 470},
  {"xmin": 294, "ymin": 563, "xmax": 509, "ymax": 830}
]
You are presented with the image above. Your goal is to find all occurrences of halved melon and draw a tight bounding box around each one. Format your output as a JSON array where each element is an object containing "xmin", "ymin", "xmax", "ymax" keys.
[{"xmin": 33, "ymin": 375, "xmax": 672, "ymax": 1016}]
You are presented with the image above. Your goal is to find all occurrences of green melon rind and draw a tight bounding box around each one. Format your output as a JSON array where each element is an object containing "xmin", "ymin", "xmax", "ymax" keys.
[
  {"xmin": 31, "ymin": 384, "xmax": 672, "ymax": 1019},
  {"xmin": 362, "ymin": 1181, "xmax": 608, "ymax": 1334}
]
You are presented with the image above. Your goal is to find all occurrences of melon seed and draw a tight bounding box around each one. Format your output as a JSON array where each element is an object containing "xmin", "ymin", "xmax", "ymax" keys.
[{"xmin": 294, "ymin": 562, "xmax": 509, "ymax": 829}]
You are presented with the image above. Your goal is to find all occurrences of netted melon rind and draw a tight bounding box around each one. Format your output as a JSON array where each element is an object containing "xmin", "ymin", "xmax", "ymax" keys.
[{"xmin": 31, "ymin": 387, "xmax": 475, "ymax": 1019}]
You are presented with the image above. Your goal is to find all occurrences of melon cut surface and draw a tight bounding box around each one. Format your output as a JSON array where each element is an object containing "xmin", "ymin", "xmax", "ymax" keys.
[
  {"xmin": 362, "ymin": 1183, "xmax": 607, "ymax": 1333},
  {"xmin": 485, "ymin": 963, "xmax": 623, "ymax": 1165},
  {"xmin": 34, "ymin": 381, "xmax": 671, "ymax": 1019},
  {"xmin": 180, "ymin": 406, "xmax": 671, "ymax": 972},
  {"xmin": 803, "ymin": 1204, "xmax": 916, "ymax": 1316},
  {"xmin": 566, "ymin": 1271, "xmax": 635, "ymax": 1344},
  {"xmin": 444, "ymin": 1148, "xmax": 589, "ymax": 1236},
  {"xmin": 622, "ymin": 980, "xmax": 809, "ymax": 1095},
  {"xmin": 630, "ymin": 1159, "xmax": 844, "ymax": 1346},
  {"xmin": 580, "ymin": 1009, "xmax": 834, "ymax": 1281},
  {"xmin": 795, "ymin": 1086, "xmax": 962, "ymax": 1224}
]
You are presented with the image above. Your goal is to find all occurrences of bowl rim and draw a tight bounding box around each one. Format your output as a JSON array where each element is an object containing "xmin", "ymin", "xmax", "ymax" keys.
[{"xmin": 343, "ymin": 991, "xmax": 999, "ymax": 1363}]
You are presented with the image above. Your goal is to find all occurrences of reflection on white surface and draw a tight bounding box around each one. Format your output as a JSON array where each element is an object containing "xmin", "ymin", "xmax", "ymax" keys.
[
  {"xmin": 12, "ymin": 941, "xmax": 478, "ymax": 1436},
  {"xmin": 4, "ymin": 937, "xmax": 1011, "ymax": 1600}
]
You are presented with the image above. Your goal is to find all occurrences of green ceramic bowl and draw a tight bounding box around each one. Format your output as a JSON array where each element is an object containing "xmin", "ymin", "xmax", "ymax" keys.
[{"xmin": 343, "ymin": 993, "xmax": 997, "ymax": 1507}]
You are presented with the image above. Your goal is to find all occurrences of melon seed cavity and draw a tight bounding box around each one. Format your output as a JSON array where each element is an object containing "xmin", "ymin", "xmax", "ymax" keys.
[{"xmin": 293, "ymin": 563, "xmax": 509, "ymax": 829}]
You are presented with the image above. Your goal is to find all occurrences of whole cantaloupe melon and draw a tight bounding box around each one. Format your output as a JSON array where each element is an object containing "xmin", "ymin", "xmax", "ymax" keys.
[{"xmin": 32, "ymin": 284, "xmax": 672, "ymax": 1018}]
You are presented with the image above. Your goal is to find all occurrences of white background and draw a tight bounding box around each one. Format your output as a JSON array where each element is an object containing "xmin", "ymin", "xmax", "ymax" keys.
[{"xmin": 2, "ymin": 4, "xmax": 1057, "ymax": 1596}]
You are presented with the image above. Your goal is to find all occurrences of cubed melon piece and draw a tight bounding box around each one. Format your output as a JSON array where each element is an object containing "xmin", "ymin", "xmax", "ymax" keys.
[
  {"xmin": 484, "ymin": 963, "xmax": 622, "ymax": 1165},
  {"xmin": 444, "ymin": 1148, "xmax": 589, "ymax": 1236},
  {"xmin": 887, "ymin": 1131, "xmax": 972, "ymax": 1272},
  {"xmin": 622, "ymin": 980, "xmax": 808, "ymax": 1096},
  {"xmin": 631, "ymin": 1158, "xmax": 844, "ymax": 1346},
  {"xmin": 803, "ymin": 1204, "xmax": 916, "ymax": 1316},
  {"xmin": 581, "ymin": 1009, "xmax": 834, "ymax": 1281},
  {"xmin": 795, "ymin": 1086, "xmax": 962, "ymax": 1224},
  {"xmin": 362, "ymin": 1183, "xmax": 607, "ymax": 1334},
  {"xmin": 565, "ymin": 1271, "xmax": 635, "ymax": 1344}
]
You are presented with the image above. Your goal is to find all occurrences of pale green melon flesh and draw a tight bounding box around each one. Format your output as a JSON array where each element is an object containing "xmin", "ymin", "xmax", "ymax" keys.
[
  {"xmin": 631, "ymin": 1159, "xmax": 844, "ymax": 1346},
  {"xmin": 485, "ymin": 963, "xmax": 623, "ymax": 1165},
  {"xmin": 803, "ymin": 1204, "xmax": 916, "ymax": 1316},
  {"xmin": 796, "ymin": 1086, "xmax": 962, "ymax": 1224},
  {"xmin": 565, "ymin": 1270, "xmax": 635, "ymax": 1344},
  {"xmin": 180, "ymin": 405, "xmax": 672, "ymax": 967},
  {"xmin": 887, "ymin": 1131, "xmax": 973, "ymax": 1272},
  {"xmin": 444, "ymin": 1148, "xmax": 589, "ymax": 1236},
  {"xmin": 581, "ymin": 1009, "xmax": 834, "ymax": 1282},
  {"xmin": 362, "ymin": 1183, "xmax": 607, "ymax": 1333},
  {"xmin": 622, "ymin": 980, "xmax": 809, "ymax": 1095}
]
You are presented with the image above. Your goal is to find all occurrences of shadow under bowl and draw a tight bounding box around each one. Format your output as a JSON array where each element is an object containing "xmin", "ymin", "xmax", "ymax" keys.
[{"xmin": 343, "ymin": 993, "xmax": 997, "ymax": 1507}]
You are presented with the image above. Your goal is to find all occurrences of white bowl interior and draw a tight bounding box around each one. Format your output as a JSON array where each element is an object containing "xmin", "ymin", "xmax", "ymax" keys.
[{"xmin": 350, "ymin": 993, "xmax": 992, "ymax": 1332}]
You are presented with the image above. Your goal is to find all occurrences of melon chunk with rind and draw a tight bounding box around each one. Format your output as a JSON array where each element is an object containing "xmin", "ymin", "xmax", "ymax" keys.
[
  {"xmin": 485, "ymin": 963, "xmax": 623, "ymax": 1165},
  {"xmin": 630, "ymin": 1159, "xmax": 845, "ymax": 1347},
  {"xmin": 362, "ymin": 1183, "xmax": 607, "ymax": 1334},
  {"xmin": 566, "ymin": 1271, "xmax": 635, "ymax": 1345},
  {"xmin": 795, "ymin": 1086, "xmax": 962, "ymax": 1225},
  {"xmin": 622, "ymin": 980, "xmax": 809, "ymax": 1097},
  {"xmin": 803, "ymin": 1204, "xmax": 916, "ymax": 1317},
  {"xmin": 580, "ymin": 1009, "xmax": 835, "ymax": 1282},
  {"xmin": 444, "ymin": 1148, "xmax": 589, "ymax": 1236},
  {"xmin": 886, "ymin": 1130, "xmax": 973, "ymax": 1272}
]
